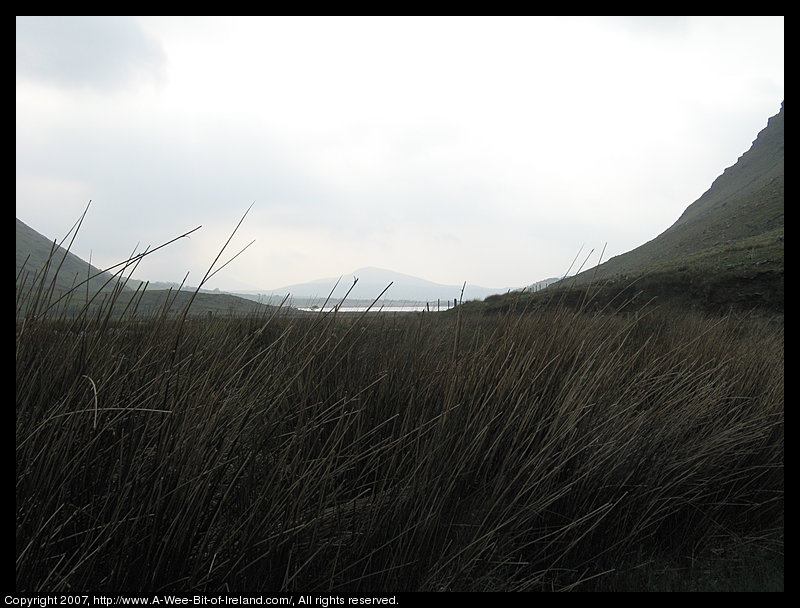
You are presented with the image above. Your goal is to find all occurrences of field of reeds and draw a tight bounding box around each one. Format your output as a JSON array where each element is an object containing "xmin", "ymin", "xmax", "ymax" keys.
[{"xmin": 16, "ymin": 226, "xmax": 783, "ymax": 592}]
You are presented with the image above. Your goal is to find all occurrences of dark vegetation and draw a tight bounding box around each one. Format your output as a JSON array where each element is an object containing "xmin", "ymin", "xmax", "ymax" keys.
[
  {"xmin": 16, "ymin": 240, "xmax": 783, "ymax": 592},
  {"xmin": 478, "ymin": 240, "xmax": 783, "ymax": 318}
]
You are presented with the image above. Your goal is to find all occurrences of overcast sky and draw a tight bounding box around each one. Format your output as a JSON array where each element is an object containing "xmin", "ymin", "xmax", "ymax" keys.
[{"xmin": 16, "ymin": 16, "xmax": 784, "ymax": 292}]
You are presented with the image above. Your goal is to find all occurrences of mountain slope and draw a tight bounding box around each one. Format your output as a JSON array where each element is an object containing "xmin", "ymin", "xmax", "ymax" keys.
[
  {"xmin": 16, "ymin": 218, "xmax": 283, "ymax": 318},
  {"xmin": 567, "ymin": 103, "xmax": 783, "ymax": 286},
  {"xmin": 16, "ymin": 218, "xmax": 128, "ymax": 294},
  {"xmin": 541, "ymin": 103, "xmax": 785, "ymax": 313},
  {"xmin": 477, "ymin": 103, "xmax": 784, "ymax": 315}
]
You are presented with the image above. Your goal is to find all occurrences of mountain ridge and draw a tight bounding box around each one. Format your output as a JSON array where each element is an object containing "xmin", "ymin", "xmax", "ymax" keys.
[
  {"xmin": 480, "ymin": 102, "xmax": 784, "ymax": 315},
  {"xmin": 564, "ymin": 102, "xmax": 783, "ymax": 286},
  {"xmin": 16, "ymin": 217, "xmax": 128, "ymax": 294},
  {"xmin": 15, "ymin": 218, "xmax": 281, "ymax": 318},
  {"xmin": 232, "ymin": 266, "xmax": 512, "ymax": 303}
]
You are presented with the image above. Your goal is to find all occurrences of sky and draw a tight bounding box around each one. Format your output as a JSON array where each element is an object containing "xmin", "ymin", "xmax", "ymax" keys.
[{"xmin": 16, "ymin": 16, "xmax": 784, "ymax": 292}]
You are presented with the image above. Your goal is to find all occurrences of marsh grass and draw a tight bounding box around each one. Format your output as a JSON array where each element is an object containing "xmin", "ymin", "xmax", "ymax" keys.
[{"xmin": 16, "ymin": 224, "xmax": 783, "ymax": 592}]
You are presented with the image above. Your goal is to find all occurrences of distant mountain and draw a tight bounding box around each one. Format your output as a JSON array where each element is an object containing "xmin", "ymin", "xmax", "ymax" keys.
[
  {"xmin": 549, "ymin": 102, "xmax": 784, "ymax": 313},
  {"xmin": 235, "ymin": 267, "xmax": 510, "ymax": 304}
]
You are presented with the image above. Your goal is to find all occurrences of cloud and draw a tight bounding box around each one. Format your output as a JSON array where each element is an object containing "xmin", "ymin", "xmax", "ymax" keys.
[
  {"xmin": 16, "ymin": 16, "xmax": 165, "ymax": 91},
  {"xmin": 15, "ymin": 17, "xmax": 784, "ymax": 291},
  {"xmin": 605, "ymin": 15, "xmax": 692, "ymax": 37}
]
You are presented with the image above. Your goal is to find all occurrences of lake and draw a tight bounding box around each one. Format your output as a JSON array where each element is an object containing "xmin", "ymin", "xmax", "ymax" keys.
[{"xmin": 298, "ymin": 304, "xmax": 455, "ymax": 313}]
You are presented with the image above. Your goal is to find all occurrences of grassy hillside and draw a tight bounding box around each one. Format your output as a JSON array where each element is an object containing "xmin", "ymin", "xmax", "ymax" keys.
[
  {"xmin": 16, "ymin": 218, "xmax": 127, "ymax": 295},
  {"xmin": 582, "ymin": 103, "xmax": 783, "ymax": 280},
  {"xmin": 16, "ymin": 218, "xmax": 285, "ymax": 319},
  {"xmin": 481, "ymin": 104, "xmax": 784, "ymax": 315}
]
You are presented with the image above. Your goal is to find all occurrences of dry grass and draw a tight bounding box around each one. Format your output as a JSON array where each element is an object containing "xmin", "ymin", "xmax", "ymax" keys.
[{"xmin": 16, "ymin": 225, "xmax": 783, "ymax": 592}]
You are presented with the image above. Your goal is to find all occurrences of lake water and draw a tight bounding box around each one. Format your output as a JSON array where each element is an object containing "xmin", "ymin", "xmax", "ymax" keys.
[{"xmin": 298, "ymin": 304, "xmax": 455, "ymax": 313}]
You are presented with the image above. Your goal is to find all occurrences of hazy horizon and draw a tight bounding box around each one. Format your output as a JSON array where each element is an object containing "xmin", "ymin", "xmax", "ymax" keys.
[{"xmin": 16, "ymin": 16, "xmax": 784, "ymax": 291}]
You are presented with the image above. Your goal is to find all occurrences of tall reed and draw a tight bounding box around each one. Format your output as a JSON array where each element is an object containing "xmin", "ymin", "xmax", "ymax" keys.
[{"xmin": 16, "ymin": 225, "xmax": 783, "ymax": 592}]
